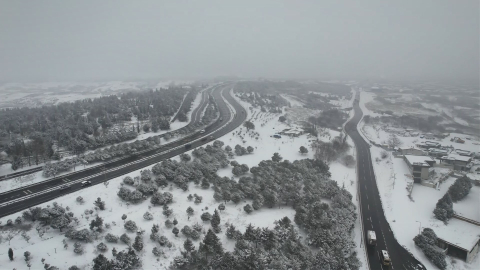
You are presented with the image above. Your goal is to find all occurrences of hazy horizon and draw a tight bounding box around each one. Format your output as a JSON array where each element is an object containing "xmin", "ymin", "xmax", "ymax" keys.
[{"xmin": 0, "ymin": 0, "xmax": 478, "ymax": 83}]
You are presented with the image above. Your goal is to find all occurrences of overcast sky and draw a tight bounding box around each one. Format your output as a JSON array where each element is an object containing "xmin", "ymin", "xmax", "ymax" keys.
[{"xmin": 0, "ymin": 0, "xmax": 478, "ymax": 82}]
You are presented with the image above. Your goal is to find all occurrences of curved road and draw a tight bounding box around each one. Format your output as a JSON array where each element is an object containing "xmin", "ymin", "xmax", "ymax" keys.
[
  {"xmin": 345, "ymin": 91, "xmax": 425, "ymax": 270},
  {"xmin": 0, "ymin": 83, "xmax": 247, "ymax": 218}
]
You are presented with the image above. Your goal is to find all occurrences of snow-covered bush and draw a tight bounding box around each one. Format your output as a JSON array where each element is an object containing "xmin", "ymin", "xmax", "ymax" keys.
[
  {"xmin": 73, "ymin": 242, "xmax": 83, "ymax": 254},
  {"xmin": 124, "ymin": 220, "xmax": 137, "ymax": 232},
  {"xmin": 123, "ymin": 176, "xmax": 134, "ymax": 185},
  {"xmin": 120, "ymin": 233, "xmax": 131, "ymax": 245},
  {"xmin": 97, "ymin": 242, "xmax": 108, "ymax": 252},
  {"xmin": 448, "ymin": 176, "xmax": 473, "ymax": 202},
  {"xmin": 143, "ymin": 212, "xmax": 153, "ymax": 220},
  {"xmin": 105, "ymin": 233, "xmax": 118, "ymax": 243}
]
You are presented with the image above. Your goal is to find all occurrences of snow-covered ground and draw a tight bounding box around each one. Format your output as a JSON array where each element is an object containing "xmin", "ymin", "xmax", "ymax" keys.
[{"xmin": 0, "ymin": 89, "xmax": 366, "ymax": 269}]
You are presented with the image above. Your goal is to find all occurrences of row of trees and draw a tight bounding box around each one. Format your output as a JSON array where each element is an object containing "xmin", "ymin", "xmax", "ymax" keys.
[{"xmin": 312, "ymin": 135, "xmax": 350, "ymax": 164}]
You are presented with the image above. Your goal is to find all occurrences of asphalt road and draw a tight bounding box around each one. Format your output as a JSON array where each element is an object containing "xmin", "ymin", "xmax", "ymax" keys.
[
  {"xmin": 345, "ymin": 91, "xmax": 425, "ymax": 270},
  {"xmin": 0, "ymin": 83, "xmax": 246, "ymax": 218}
]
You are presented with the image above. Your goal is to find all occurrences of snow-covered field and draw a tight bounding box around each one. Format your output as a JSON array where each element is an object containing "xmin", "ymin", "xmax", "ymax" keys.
[{"xmin": 0, "ymin": 88, "xmax": 366, "ymax": 269}]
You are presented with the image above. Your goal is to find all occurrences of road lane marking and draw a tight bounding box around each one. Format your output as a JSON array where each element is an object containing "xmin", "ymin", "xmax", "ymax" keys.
[{"xmin": 23, "ymin": 191, "xmax": 28, "ymax": 195}]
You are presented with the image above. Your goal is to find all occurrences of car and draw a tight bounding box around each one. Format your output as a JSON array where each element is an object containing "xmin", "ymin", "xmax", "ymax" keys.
[
  {"xmin": 219, "ymin": 118, "xmax": 223, "ymax": 121},
  {"xmin": 60, "ymin": 185, "xmax": 71, "ymax": 191},
  {"xmin": 201, "ymin": 137, "xmax": 208, "ymax": 142},
  {"xmin": 81, "ymin": 181, "xmax": 92, "ymax": 187},
  {"xmin": 185, "ymin": 144, "xmax": 192, "ymax": 150},
  {"xmin": 199, "ymin": 129, "xmax": 205, "ymax": 134},
  {"xmin": 380, "ymin": 250, "xmax": 391, "ymax": 266}
]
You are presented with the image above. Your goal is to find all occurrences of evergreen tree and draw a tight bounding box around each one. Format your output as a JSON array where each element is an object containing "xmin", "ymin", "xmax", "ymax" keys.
[
  {"xmin": 133, "ymin": 235, "xmax": 143, "ymax": 251},
  {"xmin": 271, "ymin": 152, "xmax": 283, "ymax": 162},
  {"xmin": 243, "ymin": 204, "xmax": 253, "ymax": 214},
  {"xmin": 8, "ymin": 248, "xmax": 13, "ymax": 261},
  {"xmin": 172, "ymin": 227, "xmax": 179, "ymax": 237},
  {"xmin": 184, "ymin": 238, "xmax": 195, "ymax": 253},
  {"xmin": 211, "ymin": 209, "xmax": 221, "ymax": 229},
  {"xmin": 198, "ymin": 229, "xmax": 224, "ymax": 260}
]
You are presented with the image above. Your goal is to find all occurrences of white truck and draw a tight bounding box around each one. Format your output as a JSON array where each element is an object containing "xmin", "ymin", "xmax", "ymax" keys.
[{"xmin": 367, "ymin": 230, "xmax": 377, "ymax": 246}]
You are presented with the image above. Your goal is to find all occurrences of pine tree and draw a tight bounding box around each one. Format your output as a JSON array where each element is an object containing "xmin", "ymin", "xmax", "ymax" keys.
[
  {"xmin": 184, "ymin": 238, "xmax": 195, "ymax": 252},
  {"xmin": 133, "ymin": 235, "xmax": 143, "ymax": 251},
  {"xmin": 198, "ymin": 229, "xmax": 224, "ymax": 260},
  {"xmin": 243, "ymin": 204, "xmax": 253, "ymax": 214},
  {"xmin": 211, "ymin": 209, "xmax": 221, "ymax": 229},
  {"xmin": 172, "ymin": 227, "xmax": 179, "ymax": 237}
]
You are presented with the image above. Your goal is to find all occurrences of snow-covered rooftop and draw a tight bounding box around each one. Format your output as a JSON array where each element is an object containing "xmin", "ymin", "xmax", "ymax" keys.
[
  {"xmin": 440, "ymin": 154, "xmax": 472, "ymax": 163},
  {"xmin": 434, "ymin": 218, "xmax": 480, "ymax": 251},
  {"xmin": 404, "ymin": 155, "xmax": 434, "ymax": 167}
]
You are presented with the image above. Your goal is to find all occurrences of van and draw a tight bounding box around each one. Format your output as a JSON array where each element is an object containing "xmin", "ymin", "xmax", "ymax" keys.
[{"xmin": 380, "ymin": 250, "xmax": 391, "ymax": 266}]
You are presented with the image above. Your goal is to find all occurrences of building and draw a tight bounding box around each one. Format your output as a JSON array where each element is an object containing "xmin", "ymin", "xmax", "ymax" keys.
[
  {"xmin": 429, "ymin": 148, "xmax": 449, "ymax": 158},
  {"xmin": 438, "ymin": 154, "xmax": 472, "ymax": 171},
  {"xmin": 279, "ymin": 128, "xmax": 304, "ymax": 137},
  {"xmin": 416, "ymin": 141, "xmax": 441, "ymax": 149},
  {"xmin": 456, "ymin": 149, "xmax": 472, "ymax": 157},
  {"xmin": 397, "ymin": 148, "xmax": 427, "ymax": 156},
  {"xmin": 435, "ymin": 219, "xmax": 480, "ymax": 263},
  {"xmin": 403, "ymin": 155, "xmax": 436, "ymax": 183}
]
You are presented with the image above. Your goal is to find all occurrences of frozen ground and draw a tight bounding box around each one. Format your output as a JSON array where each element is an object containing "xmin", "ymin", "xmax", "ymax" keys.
[{"xmin": 0, "ymin": 89, "xmax": 366, "ymax": 269}]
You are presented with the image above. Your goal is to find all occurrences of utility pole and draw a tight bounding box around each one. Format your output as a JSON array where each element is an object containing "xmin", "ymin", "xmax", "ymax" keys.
[{"xmin": 393, "ymin": 173, "xmax": 396, "ymax": 189}]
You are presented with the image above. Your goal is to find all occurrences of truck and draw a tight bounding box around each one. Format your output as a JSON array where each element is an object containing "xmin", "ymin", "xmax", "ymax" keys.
[{"xmin": 367, "ymin": 230, "xmax": 377, "ymax": 246}]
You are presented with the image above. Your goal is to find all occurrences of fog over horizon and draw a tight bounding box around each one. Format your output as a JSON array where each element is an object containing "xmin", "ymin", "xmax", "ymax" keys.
[{"xmin": 0, "ymin": 0, "xmax": 478, "ymax": 83}]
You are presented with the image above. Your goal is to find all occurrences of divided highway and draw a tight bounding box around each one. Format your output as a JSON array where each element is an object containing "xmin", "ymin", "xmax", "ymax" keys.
[
  {"xmin": 0, "ymin": 84, "xmax": 246, "ymax": 218},
  {"xmin": 345, "ymin": 91, "xmax": 425, "ymax": 270}
]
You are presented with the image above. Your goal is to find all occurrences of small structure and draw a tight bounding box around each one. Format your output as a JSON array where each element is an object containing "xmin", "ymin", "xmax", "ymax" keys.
[
  {"xmin": 403, "ymin": 155, "xmax": 436, "ymax": 183},
  {"xmin": 397, "ymin": 148, "xmax": 427, "ymax": 156},
  {"xmin": 429, "ymin": 148, "xmax": 449, "ymax": 158},
  {"xmin": 438, "ymin": 154, "xmax": 472, "ymax": 171},
  {"xmin": 435, "ymin": 219, "xmax": 480, "ymax": 263},
  {"xmin": 416, "ymin": 141, "xmax": 441, "ymax": 149},
  {"xmin": 456, "ymin": 149, "xmax": 472, "ymax": 157},
  {"xmin": 279, "ymin": 128, "xmax": 304, "ymax": 137}
]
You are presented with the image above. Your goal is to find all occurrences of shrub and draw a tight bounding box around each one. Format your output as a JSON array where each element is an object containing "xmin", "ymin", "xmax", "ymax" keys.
[
  {"xmin": 97, "ymin": 242, "xmax": 108, "ymax": 252},
  {"xmin": 124, "ymin": 220, "xmax": 137, "ymax": 232},
  {"xmin": 105, "ymin": 233, "xmax": 119, "ymax": 243}
]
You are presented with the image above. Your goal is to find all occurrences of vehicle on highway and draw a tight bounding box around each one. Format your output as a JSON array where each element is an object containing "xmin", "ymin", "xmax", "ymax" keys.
[
  {"xmin": 201, "ymin": 137, "xmax": 208, "ymax": 142},
  {"xmin": 81, "ymin": 181, "xmax": 92, "ymax": 187},
  {"xmin": 380, "ymin": 250, "xmax": 391, "ymax": 266},
  {"xmin": 60, "ymin": 185, "xmax": 71, "ymax": 191},
  {"xmin": 199, "ymin": 129, "xmax": 205, "ymax": 134},
  {"xmin": 209, "ymin": 135, "xmax": 215, "ymax": 141},
  {"xmin": 367, "ymin": 230, "xmax": 377, "ymax": 246},
  {"xmin": 185, "ymin": 144, "xmax": 192, "ymax": 150},
  {"xmin": 219, "ymin": 117, "xmax": 223, "ymax": 121}
]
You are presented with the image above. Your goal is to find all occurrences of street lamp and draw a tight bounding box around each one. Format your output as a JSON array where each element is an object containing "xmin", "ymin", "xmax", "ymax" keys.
[{"xmin": 415, "ymin": 221, "xmax": 421, "ymax": 235}]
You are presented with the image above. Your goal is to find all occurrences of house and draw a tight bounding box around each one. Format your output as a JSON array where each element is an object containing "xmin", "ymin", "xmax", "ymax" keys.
[
  {"xmin": 279, "ymin": 128, "xmax": 304, "ymax": 137},
  {"xmin": 429, "ymin": 148, "xmax": 449, "ymax": 158},
  {"xmin": 438, "ymin": 154, "xmax": 472, "ymax": 171},
  {"xmin": 416, "ymin": 141, "xmax": 441, "ymax": 149},
  {"xmin": 456, "ymin": 149, "xmax": 472, "ymax": 156},
  {"xmin": 435, "ymin": 219, "xmax": 480, "ymax": 263},
  {"xmin": 403, "ymin": 155, "xmax": 436, "ymax": 183},
  {"xmin": 397, "ymin": 148, "xmax": 427, "ymax": 156}
]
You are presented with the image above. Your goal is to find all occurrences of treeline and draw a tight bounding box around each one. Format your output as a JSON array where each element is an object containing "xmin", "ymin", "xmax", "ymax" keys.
[
  {"xmin": 308, "ymin": 109, "xmax": 348, "ymax": 130},
  {"xmin": 363, "ymin": 114, "xmax": 446, "ymax": 133},
  {"xmin": 1, "ymin": 87, "xmax": 190, "ymax": 170}
]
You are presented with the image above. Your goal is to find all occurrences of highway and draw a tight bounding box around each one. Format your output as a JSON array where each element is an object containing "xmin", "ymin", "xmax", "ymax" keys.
[
  {"xmin": 345, "ymin": 90, "xmax": 425, "ymax": 270},
  {"xmin": 0, "ymin": 83, "xmax": 247, "ymax": 218}
]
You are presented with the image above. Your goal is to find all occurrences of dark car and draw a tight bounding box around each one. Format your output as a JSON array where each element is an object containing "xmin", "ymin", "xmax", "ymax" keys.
[
  {"xmin": 81, "ymin": 181, "xmax": 92, "ymax": 187},
  {"xmin": 185, "ymin": 144, "xmax": 192, "ymax": 150}
]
